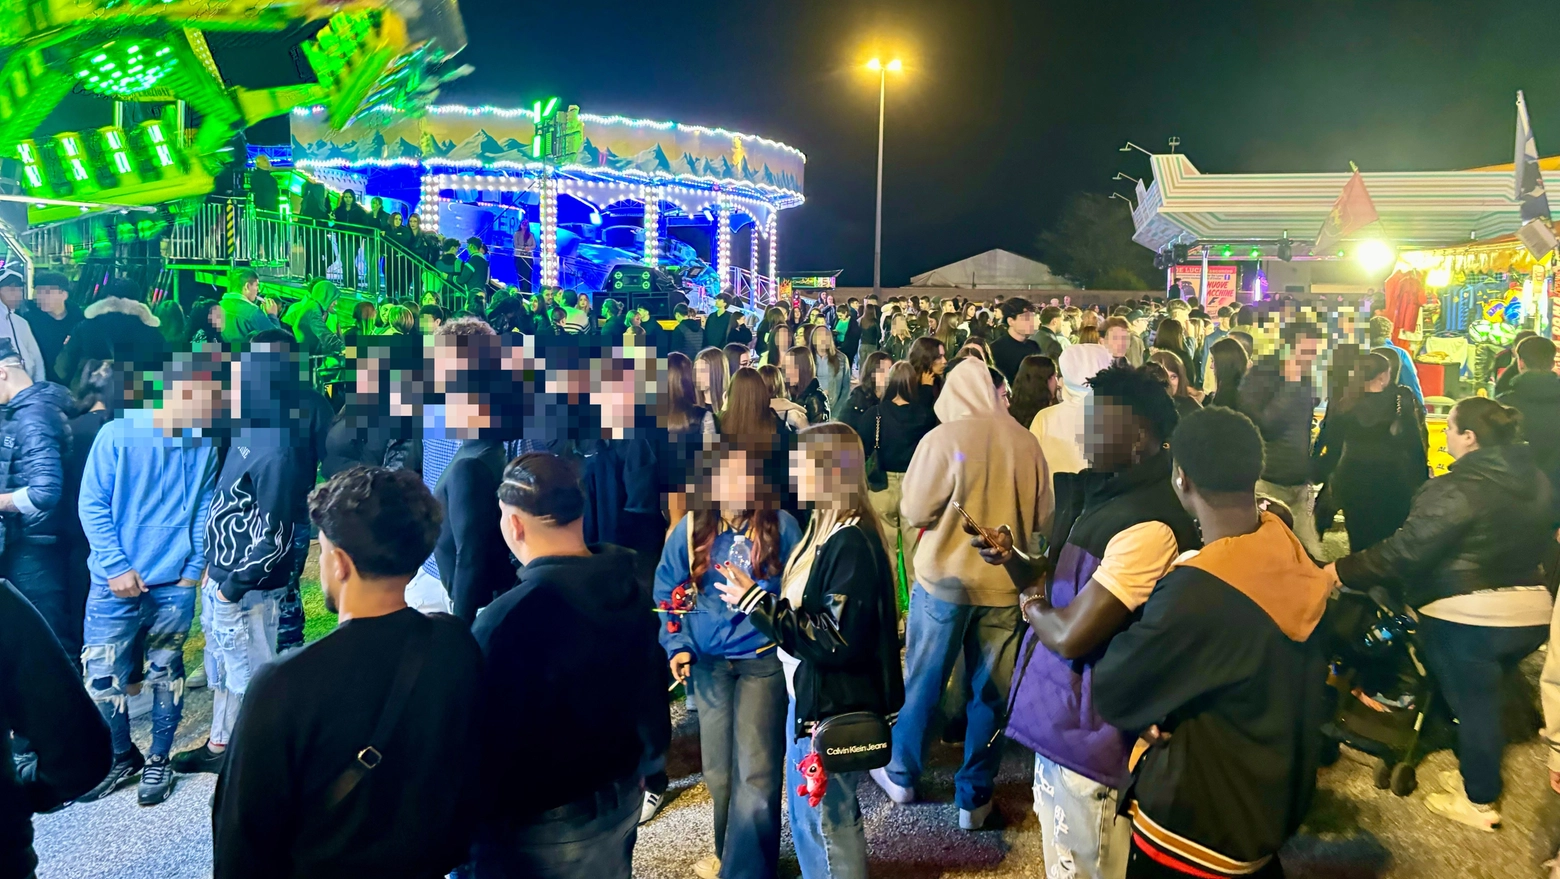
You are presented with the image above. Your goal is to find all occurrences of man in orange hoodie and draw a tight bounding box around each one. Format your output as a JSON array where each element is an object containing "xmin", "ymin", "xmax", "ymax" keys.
[{"xmin": 1094, "ymin": 406, "xmax": 1333, "ymax": 878}]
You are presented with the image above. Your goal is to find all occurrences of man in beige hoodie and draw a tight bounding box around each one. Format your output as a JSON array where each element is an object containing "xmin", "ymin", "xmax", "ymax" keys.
[{"xmin": 870, "ymin": 356, "xmax": 1050, "ymax": 830}]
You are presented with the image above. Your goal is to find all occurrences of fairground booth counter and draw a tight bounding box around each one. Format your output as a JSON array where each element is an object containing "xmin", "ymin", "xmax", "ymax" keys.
[{"xmin": 1126, "ymin": 151, "xmax": 1552, "ymax": 475}]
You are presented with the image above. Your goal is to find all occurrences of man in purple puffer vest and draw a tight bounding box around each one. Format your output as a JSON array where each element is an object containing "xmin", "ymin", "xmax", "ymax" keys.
[{"xmin": 971, "ymin": 366, "xmax": 1198, "ymax": 879}]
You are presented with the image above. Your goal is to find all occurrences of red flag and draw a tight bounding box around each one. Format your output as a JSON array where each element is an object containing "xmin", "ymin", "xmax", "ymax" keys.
[{"xmin": 1313, "ymin": 169, "xmax": 1380, "ymax": 256}]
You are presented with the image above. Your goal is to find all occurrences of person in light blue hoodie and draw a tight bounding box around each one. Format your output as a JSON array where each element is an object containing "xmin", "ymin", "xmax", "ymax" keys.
[
  {"xmin": 74, "ymin": 353, "xmax": 222, "ymax": 807},
  {"xmin": 655, "ymin": 447, "xmax": 801, "ymax": 879}
]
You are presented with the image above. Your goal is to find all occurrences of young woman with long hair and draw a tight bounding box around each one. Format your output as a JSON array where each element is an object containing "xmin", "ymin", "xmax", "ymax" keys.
[
  {"xmin": 935, "ymin": 313, "xmax": 962, "ymax": 356},
  {"xmin": 957, "ymin": 337, "xmax": 994, "ymax": 367},
  {"xmin": 712, "ymin": 425, "xmax": 903, "ymax": 879},
  {"xmin": 1311, "ymin": 350, "xmax": 1428, "ymax": 551},
  {"xmin": 654, "ymin": 447, "xmax": 802, "ymax": 879},
  {"xmin": 1007, "ymin": 354, "xmax": 1058, "ymax": 430},
  {"xmin": 865, "ymin": 361, "xmax": 939, "ymax": 591},
  {"xmin": 784, "ymin": 345, "xmax": 830, "ymax": 425},
  {"xmin": 1206, "ymin": 336, "xmax": 1249, "ymax": 410},
  {"xmin": 809, "ymin": 324, "xmax": 851, "ymax": 416},
  {"xmin": 759, "ymin": 364, "xmax": 810, "ymax": 431},
  {"xmin": 696, "ymin": 346, "xmax": 732, "ymax": 415},
  {"xmin": 855, "ymin": 303, "xmax": 882, "ymax": 368},
  {"xmin": 1148, "ymin": 349, "xmax": 1204, "ymax": 411},
  {"xmin": 659, "ymin": 351, "xmax": 717, "ymax": 529},
  {"xmin": 882, "ymin": 312, "xmax": 912, "ymax": 362},
  {"xmin": 908, "ymin": 336, "xmax": 947, "ymax": 402},
  {"xmin": 762, "ymin": 323, "xmax": 795, "ymax": 368},
  {"xmin": 842, "ymin": 350, "xmax": 894, "ymax": 443},
  {"xmin": 343, "ymin": 300, "xmax": 378, "ymax": 349}
]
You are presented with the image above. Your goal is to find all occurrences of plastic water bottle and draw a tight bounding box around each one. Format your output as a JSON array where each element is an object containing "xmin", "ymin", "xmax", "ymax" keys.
[{"xmin": 725, "ymin": 532, "xmax": 754, "ymax": 581}]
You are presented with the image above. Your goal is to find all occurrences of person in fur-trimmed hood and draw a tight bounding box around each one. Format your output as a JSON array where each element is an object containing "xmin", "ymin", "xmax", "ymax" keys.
[{"xmin": 54, "ymin": 281, "xmax": 167, "ymax": 383}]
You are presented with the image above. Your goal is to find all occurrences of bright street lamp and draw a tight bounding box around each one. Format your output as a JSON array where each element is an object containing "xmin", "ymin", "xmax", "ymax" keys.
[{"xmin": 866, "ymin": 57, "xmax": 903, "ymax": 301}]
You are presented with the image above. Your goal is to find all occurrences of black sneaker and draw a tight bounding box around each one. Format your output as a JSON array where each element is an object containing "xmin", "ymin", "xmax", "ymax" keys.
[
  {"xmin": 78, "ymin": 748, "xmax": 144, "ymax": 802},
  {"xmin": 170, "ymin": 741, "xmax": 226, "ymax": 775},
  {"xmin": 137, "ymin": 756, "xmax": 174, "ymax": 806}
]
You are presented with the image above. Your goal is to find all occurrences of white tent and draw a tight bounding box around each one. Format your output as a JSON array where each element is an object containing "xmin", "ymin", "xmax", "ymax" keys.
[{"xmin": 908, "ymin": 249, "xmax": 1076, "ymax": 289}]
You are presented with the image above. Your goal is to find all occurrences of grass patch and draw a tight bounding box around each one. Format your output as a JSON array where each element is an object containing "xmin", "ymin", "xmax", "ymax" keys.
[{"xmin": 183, "ymin": 579, "xmax": 338, "ymax": 674}]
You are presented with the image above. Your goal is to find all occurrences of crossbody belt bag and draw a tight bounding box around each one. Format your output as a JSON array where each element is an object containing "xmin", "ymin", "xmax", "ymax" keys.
[
  {"xmin": 320, "ymin": 622, "xmax": 433, "ymax": 812},
  {"xmin": 811, "ymin": 711, "xmax": 893, "ymax": 773}
]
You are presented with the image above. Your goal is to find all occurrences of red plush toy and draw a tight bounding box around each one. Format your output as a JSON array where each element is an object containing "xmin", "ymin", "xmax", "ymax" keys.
[{"xmin": 796, "ymin": 752, "xmax": 828, "ymax": 807}]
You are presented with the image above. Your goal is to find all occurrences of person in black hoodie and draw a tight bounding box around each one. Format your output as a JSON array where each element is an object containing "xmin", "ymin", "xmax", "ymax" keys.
[
  {"xmin": 1312, "ymin": 351, "xmax": 1428, "ymax": 551},
  {"xmin": 472, "ymin": 452, "xmax": 669, "ymax": 879},
  {"xmin": 715, "ymin": 423, "xmax": 904, "ymax": 879},
  {"xmin": 172, "ymin": 340, "xmax": 318, "ymax": 776},
  {"xmin": 1095, "ymin": 406, "xmax": 1333, "ymax": 879},
  {"xmin": 53, "ymin": 282, "xmax": 168, "ymax": 384},
  {"xmin": 1328, "ymin": 398, "xmax": 1554, "ymax": 831},
  {"xmin": 0, "ymin": 580, "xmax": 110, "ymax": 879},
  {"xmin": 0, "ymin": 338, "xmax": 73, "ymax": 645},
  {"xmin": 1237, "ymin": 321, "xmax": 1323, "ymax": 558},
  {"xmin": 703, "ymin": 295, "xmax": 735, "ymax": 350},
  {"xmin": 1498, "ymin": 335, "xmax": 1560, "ymax": 519}
]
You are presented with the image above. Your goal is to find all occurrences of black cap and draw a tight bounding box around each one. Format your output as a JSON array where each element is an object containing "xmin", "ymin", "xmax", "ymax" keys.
[{"xmin": 0, "ymin": 337, "xmax": 21, "ymax": 364}]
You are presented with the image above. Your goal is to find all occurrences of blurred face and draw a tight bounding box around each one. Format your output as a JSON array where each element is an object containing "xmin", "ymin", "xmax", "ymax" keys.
[
  {"xmin": 775, "ymin": 327, "xmax": 792, "ymax": 351},
  {"xmin": 1292, "ymin": 336, "xmax": 1322, "ymax": 370},
  {"xmin": 0, "ymin": 285, "xmax": 22, "ymax": 310},
  {"xmin": 419, "ymin": 313, "xmax": 441, "ymax": 335},
  {"xmin": 712, "ymin": 452, "xmax": 759, "ymax": 512},
  {"xmin": 208, "ymin": 305, "xmax": 226, "ymax": 333},
  {"xmin": 694, "ymin": 364, "xmax": 711, "ymax": 395},
  {"xmin": 871, "ymin": 359, "xmax": 892, "ymax": 397},
  {"xmin": 790, "ymin": 446, "xmax": 854, "ymax": 507},
  {"xmin": 446, "ymin": 391, "xmax": 491, "ymax": 435},
  {"xmin": 1010, "ymin": 311, "xmax": 1036, "ymax": 337},
  {"xmin": 159, "ymin": 378, "xmax": 225, "ymax": 432},
  {"xmin": 1104, "ymin": 326, "xmax": 1131, "ymax": 357},
  {"xmin": 1084, "ymin": 397, "xmax": 1142, "ymax": 473},
  {"xmin": 783, "ymin": 353, "xmax": 801, "ymax": 386},
  {"xmin": 35, "ymin": 285, "xmax": 67, "ymax": 317}
]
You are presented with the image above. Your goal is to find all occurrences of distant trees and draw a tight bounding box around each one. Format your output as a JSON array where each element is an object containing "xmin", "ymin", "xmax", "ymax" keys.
[{"xmin": 1037, "ymin": 192, "xmax": 1159, "ymax": 290}]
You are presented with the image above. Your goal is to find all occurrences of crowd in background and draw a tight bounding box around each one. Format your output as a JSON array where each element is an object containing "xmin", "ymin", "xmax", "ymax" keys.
[{"xmin": 3, "ymin": 269, "xmax": 1560, "ymax": 879}]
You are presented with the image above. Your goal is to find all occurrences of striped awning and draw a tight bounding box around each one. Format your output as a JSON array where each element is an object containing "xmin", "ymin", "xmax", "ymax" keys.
[{"xmin": 1131, "ymin": 154, "xmax": 1526, "ymax": 254}]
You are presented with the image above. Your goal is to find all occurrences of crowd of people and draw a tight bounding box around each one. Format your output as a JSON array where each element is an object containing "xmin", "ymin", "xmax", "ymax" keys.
[{"xmin": 4, "ymin": 272, "xmax": 1560, "ymax": 879}]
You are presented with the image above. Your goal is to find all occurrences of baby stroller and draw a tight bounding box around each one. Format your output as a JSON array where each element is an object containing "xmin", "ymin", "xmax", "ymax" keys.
[{"xmin": 1319, "ymin": 586, "xmax": 1452, "ymax": 796}]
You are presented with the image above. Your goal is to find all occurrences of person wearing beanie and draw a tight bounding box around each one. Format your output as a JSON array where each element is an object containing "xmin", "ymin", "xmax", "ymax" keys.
[{"xmin": 1032, "ymin": 343, "xmax": 1115, "ymax": 475}]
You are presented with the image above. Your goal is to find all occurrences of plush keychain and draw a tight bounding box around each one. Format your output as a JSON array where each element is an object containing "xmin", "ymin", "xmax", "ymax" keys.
[
  {"xmin": 657, "ymin": 582, "xmax": 695, "ymax": 634},
  {"xmin": 796, "ymin": 752, "xmax": 829, "ymax": 807}
]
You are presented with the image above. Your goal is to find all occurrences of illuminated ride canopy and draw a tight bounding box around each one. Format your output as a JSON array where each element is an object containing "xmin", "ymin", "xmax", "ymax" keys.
[
  {"xmin": 0, "ymin": 0, "xmax": 469, "ymax": 223},
  {"xmin": 290, "ymin": 102, "xmax": 805, "ymax": 297}
]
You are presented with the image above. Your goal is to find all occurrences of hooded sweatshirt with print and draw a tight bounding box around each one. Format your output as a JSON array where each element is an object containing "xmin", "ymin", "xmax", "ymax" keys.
[
  {"xmin": 901, "ymin": 357, "xmax": 1050, "ymax": 607},
  {"xmin": 1094, "ymin": 513, "xmax": 1332, "ymax": 875}
]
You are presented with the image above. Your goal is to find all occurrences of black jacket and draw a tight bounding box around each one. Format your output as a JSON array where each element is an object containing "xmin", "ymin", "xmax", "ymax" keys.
[
  {"xmin": 55, "ymin": 304, "xmax": 167, "ymax": 383},
  {"xmin": 703, "ymin": 310, "xmax": 734, "ymax": 349},
  {"xmin": 868, "ymin": 395, "xmax": 938, "ymax": 474},
  {"xmin": 434, "ymin": 440, "xmax": 514, "ymax": 624},
  {"xmin": 472, "ymin": 544, "xmax": 669, "ymax": 820},
  {"xmin": 1335, "ymin": 443, "xmax": 1554, "ymax": 608},
  {"xmin": 0, "ymin": 580, "xmax": 110, "ymax": 879},
  {"xmin": 1095, "ymin": 563, "xmax": 1328, "ymax": 868},
  {"xmin": 321, "ymin": 414, "xmax": 421, "ymax": 479},
  {"xmin": 1500, "ymin": 369, "xmax": 1560, "ymax": 521},
  {"xmin": 737, "ymin": 519, "xmax": 904, "ymax": 738},
  {"xmin": 18, "ymin": 305, "xmax": 81, "ymax": 386},
  {"xmin": 839, "ymin": 385, "xmax": 878, "ymax": 446},
  {"xmin": 1312, "ymin": 388, "xmax": 1428, "ymax": 550},
  {"xmin": 0, "ymin": 383, "xmax": 71, "ymax": 543},
  {"xmin": 1237, "ymin": 360, "xmax": 1316, "ymax": 487},
  {"xmin": 793, "ymin": 378, "xmax": 830, "ymax": 426},
  {"xmin": 672, "ymin": 319, "xmax": 704, "ymax": 360}
]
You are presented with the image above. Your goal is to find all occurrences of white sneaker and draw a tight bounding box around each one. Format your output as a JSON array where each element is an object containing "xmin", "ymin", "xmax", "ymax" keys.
[
  {"xmin": 1425, "ymin": 791, "xmax": 1499, "ymax": 832},
  {"xmin": 959, "ymin": 801, "xmax": 993, "ymax": 831},
  {"xmin": 639, "ymin": 790, "xmax": 663, "ymax": 825},
  {"xmin": 1438, "ymin": 769, "xmax": 1464, "ymax": 793},
  {"xmin": 869, "ymin": 767, "xmax": 915, "ymax": 804},
  {"xmin": 692, "ymin": 855, "xmax": 722, "ymax": 879}
]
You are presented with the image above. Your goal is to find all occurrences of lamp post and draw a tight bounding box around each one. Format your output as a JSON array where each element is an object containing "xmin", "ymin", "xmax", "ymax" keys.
[{"xmin": 867, "ymin": 57, "xmax": 901, "ymax": 302}]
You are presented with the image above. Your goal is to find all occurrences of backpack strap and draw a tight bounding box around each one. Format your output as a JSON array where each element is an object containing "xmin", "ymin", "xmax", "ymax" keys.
[{"xmin": 319, "ymin": 620, "xmax": 433, "ymax": 812}]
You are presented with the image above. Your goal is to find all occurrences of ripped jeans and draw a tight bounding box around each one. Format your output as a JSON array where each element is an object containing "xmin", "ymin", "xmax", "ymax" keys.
[
  {"xmin": 82, "ymin": 581, "xmax": 196, "ymax": 759},
  {"xmin": 201, "ymin": 579, "xmax": 280, "ymax": 747},
  {"xmin": 1033, "ymin": 754, "xmax": 1130, "ymax": 879}
]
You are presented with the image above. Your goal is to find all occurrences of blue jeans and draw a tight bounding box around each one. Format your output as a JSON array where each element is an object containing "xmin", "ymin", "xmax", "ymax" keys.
[
  {"xmin": 81, "ymin": 581, "xmax": 195, "ymax": 759},
  {"xmin": 885, "ymin": 583, "xmax": 1020, "ymax": 810},
  {"xmin": 1420, "ymin": 616, "xmax": 1548, "ymax": 804},
  {"xmin": 276, "ymin": 525, "xmax": 311, "ymax": 653},
  {"xmin": 1034, "ymin": 754, "xmax": 1130, "ymax": 879},
  {"xmin": 689, "ymin": 653, "xmax": 787, "ymax": 879},
  {"xmin": 201, "ymin": 579, "xmax": 280, "ymax": 747},
  {"xmin": 472, "ymin": 777, "xmax": 641, "ymax": 879},
  {"xmin": 785, "ymin": 701, "xmax": 867, "ymax": 879}
]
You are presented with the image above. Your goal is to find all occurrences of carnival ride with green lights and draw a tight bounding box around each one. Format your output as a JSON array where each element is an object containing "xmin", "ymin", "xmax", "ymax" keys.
[{"xmin": 0, "ymin": 0, "xmax": 469, "ymax": 226}]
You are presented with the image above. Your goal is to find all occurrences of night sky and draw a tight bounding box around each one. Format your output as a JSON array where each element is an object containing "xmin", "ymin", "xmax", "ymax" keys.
[{"xmin": 350, "ymin": 2, "xmax": 1560, "ymax": 284}]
